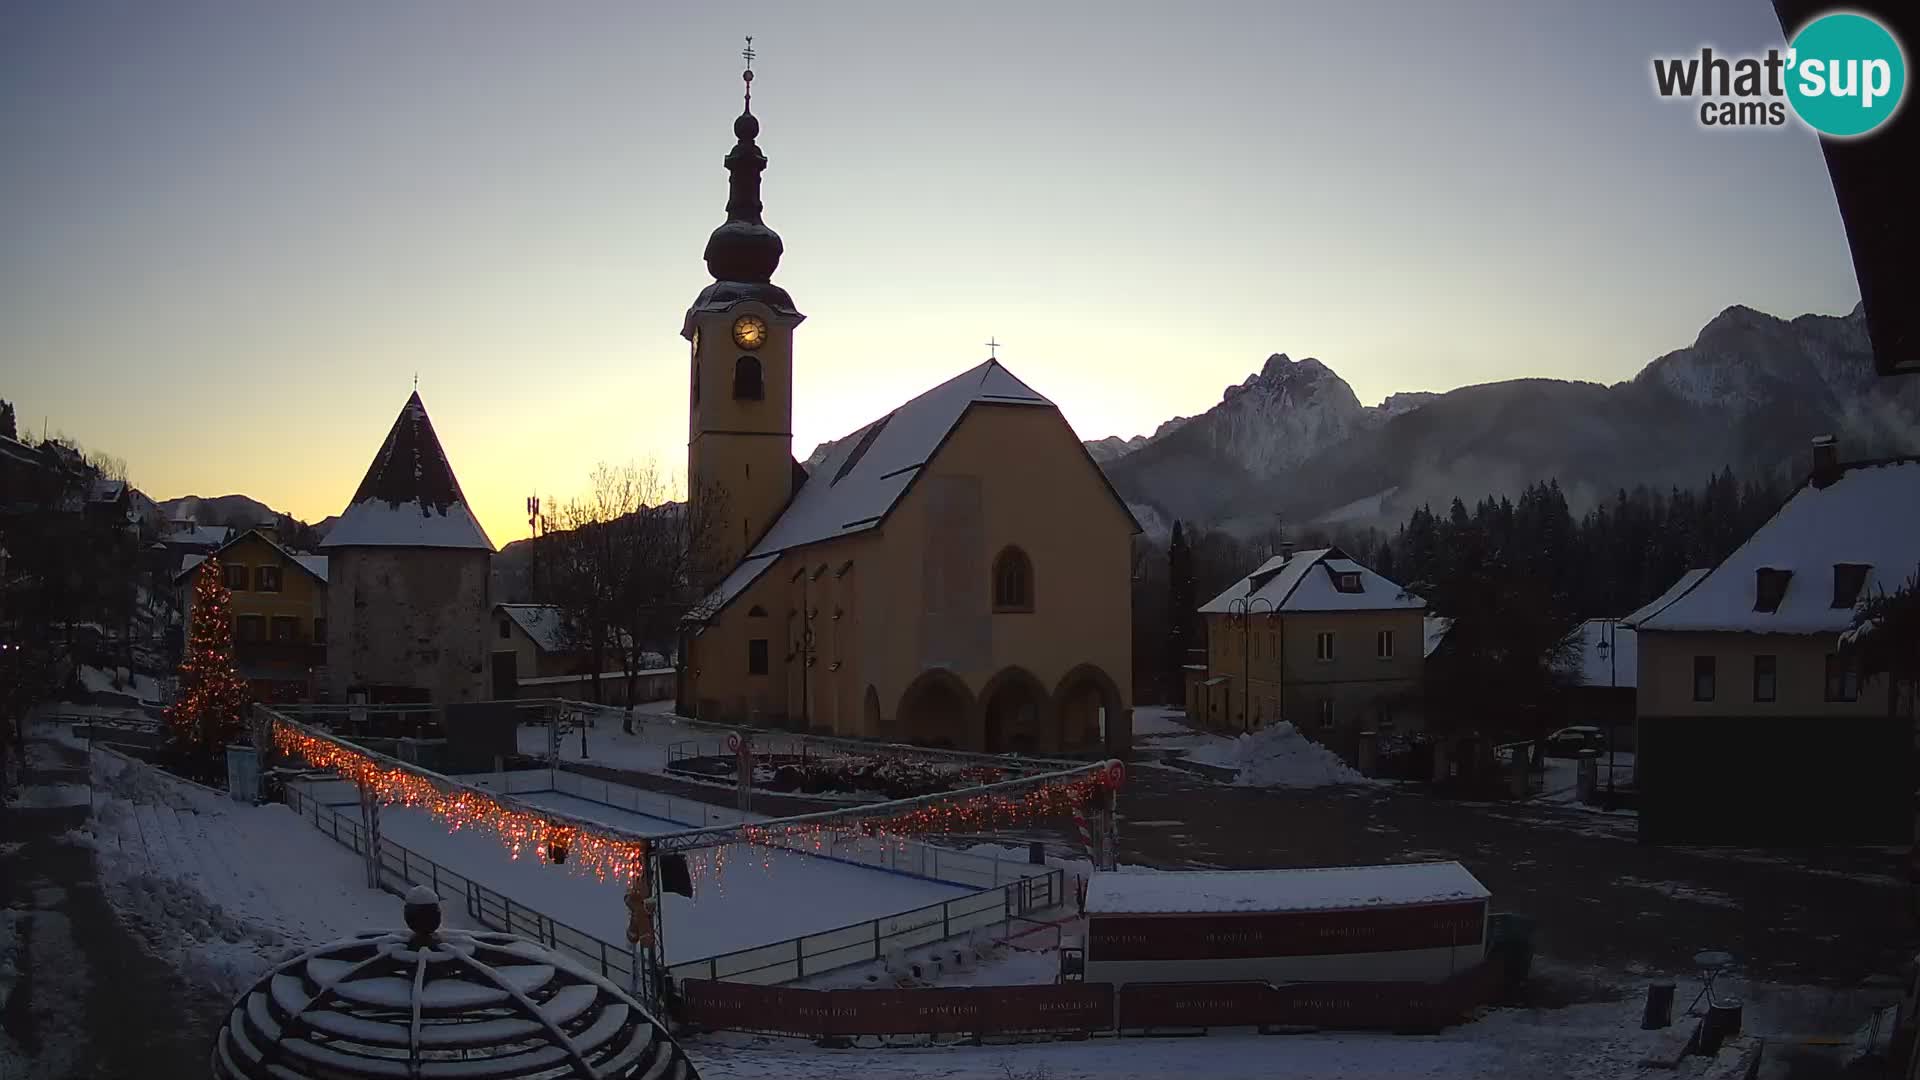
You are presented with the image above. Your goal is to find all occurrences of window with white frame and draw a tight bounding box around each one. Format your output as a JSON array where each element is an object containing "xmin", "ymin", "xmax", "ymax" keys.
[
  {"xmin": 1376, "ymin": 629, "xmax": 1394, "ymax": 660},
  {"xmin": 1318, "ymin": 699, "xmax": 1335, "ymax": 729},
  {"xmin": 1315, "ymin": 632, "xmax": 1335, "ymax": 662}
]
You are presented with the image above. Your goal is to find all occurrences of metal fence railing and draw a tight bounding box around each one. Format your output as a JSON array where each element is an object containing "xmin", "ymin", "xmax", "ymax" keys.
[
  {"xmin": 282, "ymin": 782, "xmax": 643, "ymax": 987},
  {"xmin": 281, "ymin": 778, "xmax": 1064, "ymax": 989}
]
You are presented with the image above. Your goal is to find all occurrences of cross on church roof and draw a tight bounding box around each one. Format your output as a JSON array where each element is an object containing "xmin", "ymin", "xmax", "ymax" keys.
[
  {"xmin": 986, "ymin": 337, "xmax": 1001, "ymax": 359},
  {"xmin": 742, "ymin": 35, "xmax": 755, "ymax": 109}
]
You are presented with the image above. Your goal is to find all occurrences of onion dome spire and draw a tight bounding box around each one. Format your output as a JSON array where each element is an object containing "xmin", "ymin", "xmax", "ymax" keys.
[{"xmin": 704, "ymin": 36, "xmax": 783, "ymax": 284}]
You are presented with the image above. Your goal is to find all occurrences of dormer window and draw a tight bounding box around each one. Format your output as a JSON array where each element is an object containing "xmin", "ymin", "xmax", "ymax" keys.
[
  {"xmin": 1334, "ymin": 572, "xmax": 1363, "ymax": 594},
  {"xmin": 1832, "ymin": 564, "xmax": 1870, "ymax": 609},
  {"xmin": 1753, "ymin": 568, "xmax": 1792, "ymax": 613}
]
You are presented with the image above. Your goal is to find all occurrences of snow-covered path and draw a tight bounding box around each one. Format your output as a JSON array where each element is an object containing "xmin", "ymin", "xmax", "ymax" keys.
[{"xmin": 81, "ymin": 746, "xmax": 442, "ymax": 997}]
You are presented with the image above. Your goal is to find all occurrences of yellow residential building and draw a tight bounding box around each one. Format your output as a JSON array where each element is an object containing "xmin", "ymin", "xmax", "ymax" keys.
[
  {"xmin": 1193, "ymin": 547, "xmax": 1427, "ymax": 758},
  {"xmin": 174, "ymin": 527, "xmax": 328, "ymax": 702}
]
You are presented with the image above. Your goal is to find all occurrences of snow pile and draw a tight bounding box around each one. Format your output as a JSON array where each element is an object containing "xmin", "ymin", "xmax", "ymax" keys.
[
  {"xmin": 1185, "ymin": 722, "xmax": 1377, "ymax": 788},
  {"xmin": 77, "ymin": 748, "xmax": 426, "ymax": 997}
]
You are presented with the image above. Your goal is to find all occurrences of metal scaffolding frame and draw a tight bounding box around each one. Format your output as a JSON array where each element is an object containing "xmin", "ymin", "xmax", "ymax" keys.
[{"xmin": 260, "ymin": 706, "xmax": 1120, "ymax": 858}]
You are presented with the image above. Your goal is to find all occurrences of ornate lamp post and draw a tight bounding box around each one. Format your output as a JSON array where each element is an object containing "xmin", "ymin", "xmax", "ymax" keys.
[
  {"xmin": 1227, "ymin": 595, "xmax": 1274, "ymax": 735},
  {"xmin": 1596, "ymin": 621, "xmax": 1618, "ymax": 802}
]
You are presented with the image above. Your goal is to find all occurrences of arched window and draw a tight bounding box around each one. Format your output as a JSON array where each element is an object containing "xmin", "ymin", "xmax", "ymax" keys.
[
  {"xmin": 733, "ymin": 356, "xmax": 763, "ymax": 400},
  {"xmin": 992, "ymin": 546, "xmax": 1033, "ymax": 613}
]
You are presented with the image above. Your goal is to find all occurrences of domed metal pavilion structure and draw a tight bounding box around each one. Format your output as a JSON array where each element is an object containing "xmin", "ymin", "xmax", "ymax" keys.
[{"xmin": 212, "ymin": 887, "xmax": 697, "ymax": 1080}]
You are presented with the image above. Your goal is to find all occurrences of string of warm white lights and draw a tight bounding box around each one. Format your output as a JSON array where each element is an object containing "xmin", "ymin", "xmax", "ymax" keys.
[
  {"xmin": 169, "ymin": 557, "xmax": 252, "ymax": 754},
  {"xmin": 268, "ymin": 714, "xmax": 1123, "ymax": 890}
]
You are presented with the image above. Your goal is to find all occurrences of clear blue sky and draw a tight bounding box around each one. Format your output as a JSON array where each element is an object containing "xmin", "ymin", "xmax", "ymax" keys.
[{"xmin": 0, "ymin": 0, "xmax": 1862, "ymax": 542}]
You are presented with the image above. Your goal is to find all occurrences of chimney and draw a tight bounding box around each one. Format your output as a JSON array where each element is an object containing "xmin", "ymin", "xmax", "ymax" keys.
[
  {"xmin": 1280, "ymin": 538, "xmax": 1295, "ymax": 561},
  {"xmin": 1810, "ymin": 434, "xmax": 1839, "ymax": 489}
]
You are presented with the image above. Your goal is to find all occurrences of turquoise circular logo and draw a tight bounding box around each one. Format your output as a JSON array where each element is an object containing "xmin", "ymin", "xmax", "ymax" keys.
[{"xmin": 1787, "ymin": 13, "xmax": 1906, "ymax": 137}]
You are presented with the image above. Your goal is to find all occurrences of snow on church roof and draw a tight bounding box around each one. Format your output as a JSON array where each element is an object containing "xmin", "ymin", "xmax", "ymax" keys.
[
  {"xmin": 321, "ymin": 392, "xmax": 493, "ymax": 552},
  {"xmin": 1636, "ymin": 458, "xmax": 1920, "ymax": 635},
  {"xmin": 1199, "ymin": 548, "xmax": 1425, "ymax": 614},
  {"xmin": 1086, "ymin": 862, "xmax": 1489, "ymax": 915},
  {"xmin": 747, "ymin": 359, "xmax": 1052, "ymax": 558},
  {"xmin": 693, "ymin": 358, "xmax": 1142, "ymax": 620}
]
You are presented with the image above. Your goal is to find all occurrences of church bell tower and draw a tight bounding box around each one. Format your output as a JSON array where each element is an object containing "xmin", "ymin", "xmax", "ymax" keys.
[{"xmin": 684, "ymin": 37, "xmax": 804, "ymax": 572}]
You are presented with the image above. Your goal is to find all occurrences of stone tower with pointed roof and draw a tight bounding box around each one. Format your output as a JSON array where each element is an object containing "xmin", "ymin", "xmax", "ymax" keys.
[
  {"xmin": 677, "ymin": 66, "xmax": 1140, "ymax": 756},
  {"xmin": 321, "ymin": 392, "xmax": 495, "ymax": 705}
]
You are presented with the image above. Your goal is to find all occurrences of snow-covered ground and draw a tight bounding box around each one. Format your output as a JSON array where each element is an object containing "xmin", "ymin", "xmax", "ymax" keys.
[
  {"xmin": 75, "ymin": 747, "xmax": 448, "ymax": 998},
  {"xmin": 1185, "ymin": 723, "xmax": 1379, "ymax": 788},
  {"xmin": 363, "ymin": 792, "xmax": 976, "ymax": 965},
  {"xmin": 1129, "ymin": 706, "xmax": 1194, "ymax": 739},
  {"xmin": 78, "ymin": 664, "xmax": 163, "ymax": 703},
  {"xmin": 1539, "ymin": 754, "xmax": 1636, "ymax": 804},
  {"xmin": 515, "ymin": 700, "xmax": 683, "ymax": 774},
  {"xmin": 1129, "ymin": 705, "xmax": 1234, "ymax": 758},
  {"xmin": 794, "ymin": 926, "xmax": 1069, "ymax": 990}
]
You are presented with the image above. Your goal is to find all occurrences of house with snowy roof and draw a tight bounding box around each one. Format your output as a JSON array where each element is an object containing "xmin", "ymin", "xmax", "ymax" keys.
[
  {"xmin": 173, "ymin": 526, "xmax": 328, "ymax": 702},
  {"xmin": 1631, "ymin": 437, "xmax": 1915, "ymax": 843},
  {"xmin": 319, "ymin": 391, "xmax": 494, "ymax": 707},
  {"xmin": 487, "ymin": 603, "xmax": 667, "ymax": 704},
  {"xmin": 1552, "ymin": 569, "xmax": 1709, "ymax": 750},
  {"xmin": 1192, "ymin": 546, "xmax": 1427, "ymax": 756},
  {"xmin": 675, "ymin": 78, "xmax": 1137, "ymax": 755}
]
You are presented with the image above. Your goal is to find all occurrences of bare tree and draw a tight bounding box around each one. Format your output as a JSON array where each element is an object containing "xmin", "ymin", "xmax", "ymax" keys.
[
  {"xmin": 542, "ymin": 465, "xmax": 644, "ymax": 707},
  {"xmin": 542, "ymin": 462, "xmax": 731, "ymax": 733},
  {"xmin": 609, "ymin": 465, "xmax": 730, "ymax": 733}
]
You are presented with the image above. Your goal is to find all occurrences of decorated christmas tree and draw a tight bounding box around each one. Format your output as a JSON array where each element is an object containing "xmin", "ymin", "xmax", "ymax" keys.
[{"xmin": 166, "ymin": 556, "xmax": 252, "ymax": 774}]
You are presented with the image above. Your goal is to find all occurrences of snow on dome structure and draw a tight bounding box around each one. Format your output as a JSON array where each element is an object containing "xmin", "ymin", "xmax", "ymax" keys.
[
  {"xmin": 321, "ymin": 391, "xmax": 494, "ymax": 705},
  {"xmin": 212, "ymin": 888, "xmax": 697, "ymax": 1080}
]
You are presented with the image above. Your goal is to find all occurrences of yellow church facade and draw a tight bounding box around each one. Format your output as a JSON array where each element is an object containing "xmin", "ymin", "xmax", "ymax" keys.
[{"xmin": 677, "ymin": 75, "xmax": 1136, "ymax": 757}]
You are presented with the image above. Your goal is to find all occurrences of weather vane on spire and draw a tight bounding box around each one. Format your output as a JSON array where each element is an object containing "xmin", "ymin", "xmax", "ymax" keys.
[{"xmin": 742, "ymin": 35, "xmax": 755, "ymax": 111}]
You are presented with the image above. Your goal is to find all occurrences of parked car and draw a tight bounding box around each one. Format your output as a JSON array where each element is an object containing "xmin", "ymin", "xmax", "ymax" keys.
[{"xmin": 1545, "ymin": 725, "xmax": 1606, "ymax": 757}]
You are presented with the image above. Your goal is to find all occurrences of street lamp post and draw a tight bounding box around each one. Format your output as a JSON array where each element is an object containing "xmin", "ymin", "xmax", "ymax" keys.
[
  {"xmin": 1227, "ymin": 595, "xmax": 1274, "ymax": 735},
  {"xmin": 1597, "ymin": 621, "xmax": 1618, "ymax": 803}
]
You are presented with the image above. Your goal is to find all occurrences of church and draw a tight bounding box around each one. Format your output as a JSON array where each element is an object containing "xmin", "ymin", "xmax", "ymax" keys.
[{"xmin": 678, "ymin": 62, "xmax": 1137, "ymax": 757}]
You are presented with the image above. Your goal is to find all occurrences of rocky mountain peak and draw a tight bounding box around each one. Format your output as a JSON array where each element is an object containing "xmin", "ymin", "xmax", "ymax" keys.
[{"xmin": 1226, "ymin": 353, "xmax": 1346, "ymax": 405}]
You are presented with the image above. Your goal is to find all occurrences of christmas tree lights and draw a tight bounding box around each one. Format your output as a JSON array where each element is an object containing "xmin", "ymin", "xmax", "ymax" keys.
[{"xmin": 166, "ymin": 557, "xmax": 252, "ymax": 776}]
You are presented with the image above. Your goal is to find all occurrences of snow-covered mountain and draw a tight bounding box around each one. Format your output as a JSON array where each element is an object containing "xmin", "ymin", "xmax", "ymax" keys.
[
  {"xmin": 1104, "ymin": 302, "xmax": 1918, "ymax": 537},
  {"xmin": 1083, "ymin": 415, "xmax": 1195, "ymax": 464},
  {"xmin": 158, "ymin": 494, "xmax": 282, "ymax": 527},
  {"xmin": 1635, "ymin": 303, "xmax": 1881, "ymax": 420},
  {"xmin": 1087, "ymin": 362, "xmax": 1438, "ymax": 470}
]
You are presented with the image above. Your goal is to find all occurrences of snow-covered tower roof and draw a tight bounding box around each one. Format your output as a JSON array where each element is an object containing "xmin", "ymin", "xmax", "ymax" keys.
[
  {"xmin": 212, "ymin": 889, "xmax": 696, "ymax": 1079},
  {"xmin": 320, "ymin": 391, "xmax": 494, "ymax": 551}
]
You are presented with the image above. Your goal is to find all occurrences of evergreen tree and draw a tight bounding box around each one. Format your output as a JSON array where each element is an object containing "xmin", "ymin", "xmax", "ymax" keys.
[
  {"xmin": 166, "ymin": 557, "xmax": 252, "ymax": 780},
  {"xmin": 1843, "ymin": 568, "xmax": 1920, "ymax": 721},
  {"xmin": 0, "ymin": 399, "xmax": 14, "ymax": 440}
]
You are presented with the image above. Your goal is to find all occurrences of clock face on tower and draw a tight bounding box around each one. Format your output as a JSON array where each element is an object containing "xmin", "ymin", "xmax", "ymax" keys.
[{"xmin": 731, "ymin": 314, "xmax": 768, "ymax": 351}]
